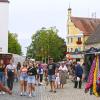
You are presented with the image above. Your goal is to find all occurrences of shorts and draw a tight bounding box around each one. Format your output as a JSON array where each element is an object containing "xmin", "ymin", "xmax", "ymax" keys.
[
  {"xmin": 27, "ymin": 76, "xmax": 35, "ymax": 84},
  {"xmin": 20, "ymin": 73, "xmax": 28, "ymax": 81},
  {"xmin": 48, "ymin": 75, "xmax": 56, "ymax": 82}
]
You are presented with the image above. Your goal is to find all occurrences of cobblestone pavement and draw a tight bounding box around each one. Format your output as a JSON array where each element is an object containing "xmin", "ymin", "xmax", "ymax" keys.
[{"xmin": 0, "ymin": 80, "xmax": 100, "ymax": 100}]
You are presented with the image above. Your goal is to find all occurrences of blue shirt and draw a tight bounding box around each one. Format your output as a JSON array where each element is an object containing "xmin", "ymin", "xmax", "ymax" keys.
[{"xmin": 75, "ymin": 64, "xmax": 83, "ymax": 77}]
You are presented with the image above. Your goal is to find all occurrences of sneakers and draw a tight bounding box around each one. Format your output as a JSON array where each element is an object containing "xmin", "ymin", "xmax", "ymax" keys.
[
  {"xmin": 29, "ymin": 94, "xmax": 32, "ymax": 97},
  {"xmin": 32, "ymin": 92, "xmax": 36, "ymax": 97},
  {"xmin": 28, "ymin": 92, "xmax": 36, "ymax": 97},
  {"xmin": 20, "ymin": 92, "xmax": 28, "ymax": 96},
  {"xmin": 0, "ymin": 91, "xmax": 6, "ymax": 95},
  {"xmin": 20, "ymin": 92, "xmax": 23, "ymax": 96},
  {"xmin": 2, "ymin": 92, "xmax": 5, "ymax": 95}
]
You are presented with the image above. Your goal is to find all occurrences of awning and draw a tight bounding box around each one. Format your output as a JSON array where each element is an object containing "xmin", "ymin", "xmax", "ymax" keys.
[{"xmin": 66, "ymin": 53, "xmax": 84, "ymax": 59}]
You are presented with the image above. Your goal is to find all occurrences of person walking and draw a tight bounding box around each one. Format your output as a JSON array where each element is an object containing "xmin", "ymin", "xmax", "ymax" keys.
[
  {"xmin": 6, "ymin": 59, "xmax": 16, "ymax": 91},
  {"xmin": 71, "ymin": 61, "xmax": 77, "ymax": 82},
  {"xmin": 17, "ymin": 62, "xmax": 21, "ymax": 72},
  {"xmin": 16, "ymin": 62, "xmax": 21, "ymax": 81},
  {"xmin": 0, "ymin": 59, "xmax": 6, "ymax": 94},
  {"xmin": 59, "ymin": 62, "xmax": 68, "ymax": 88},
  {"xmin": 37, "ymin": 63, "xmax": 44, "ymax": 85},
  {"xmin": 19, "ymin": 62, "xmax": 28, "ymax": 96},
  {"xmin": 27, "ymin": 62, "xmax": 37, "ymax": 97},
  {"xmin": 47, "ymin": 58, "xmax": 57, "ymax": 93},
  {"xmin": 74, "ymin": 62, "xmax": 83, "ymax": 89}
]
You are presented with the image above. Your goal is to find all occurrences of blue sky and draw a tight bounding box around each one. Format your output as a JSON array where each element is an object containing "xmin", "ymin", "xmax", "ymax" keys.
[{"xmin": 8, "ymin": 0, "xmax": 100, "ymax": 55}]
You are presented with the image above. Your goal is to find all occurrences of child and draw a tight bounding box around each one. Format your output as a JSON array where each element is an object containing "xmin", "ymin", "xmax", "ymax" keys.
[{"xmin": 55, "ymin": 69, "xmax": 60, "ymax": 89}]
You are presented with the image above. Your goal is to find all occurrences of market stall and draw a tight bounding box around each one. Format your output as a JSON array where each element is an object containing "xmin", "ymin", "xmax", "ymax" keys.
[{"xmin": 85, "ymin": 47, "xmax": 100, "ymax": 96}]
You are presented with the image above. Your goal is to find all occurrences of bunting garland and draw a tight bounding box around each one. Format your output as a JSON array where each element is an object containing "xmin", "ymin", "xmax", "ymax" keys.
[
  {"xmin": 85, "ymin": 55, "xmax": 100, "ymax": 97},
  {"xmin": 85, "ymin": 57, "xmax": 96, "ymax": 90},
  {"xmin": 93, "ymin": 55, "xmax": 99, "ymax": 96}
]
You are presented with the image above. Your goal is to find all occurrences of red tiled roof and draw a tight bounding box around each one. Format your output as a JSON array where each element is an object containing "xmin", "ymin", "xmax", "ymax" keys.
[
  {"xmin": 85, "ymin": 24, "xmax": 100, "ymax": 45},
  {"xmin": 71, "ymin": 17, "xmax": 100, "ymax": 35}
]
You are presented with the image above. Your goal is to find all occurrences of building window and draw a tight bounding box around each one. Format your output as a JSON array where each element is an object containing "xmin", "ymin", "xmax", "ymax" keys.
[
  {"xmin": 71, "ymin": 48, "xmax": 73, "ymax": 52},
  {"xmin": 75, "ymin": 48, "xmax": 78, "ymax": 52},
  {"xmin": 67, "ymin": 48, "xmax": 69, "ymax": 52},
  {"xmin": 67, "ymin": 38, "xmax": 69, "ymax": 44},
  {"xmin": 78, "ymin": 37, "xmax": 81, "ymax": 42},
  {"xmin": 71, "ymin": 38, "xmax": 73, "ymax": 43}
]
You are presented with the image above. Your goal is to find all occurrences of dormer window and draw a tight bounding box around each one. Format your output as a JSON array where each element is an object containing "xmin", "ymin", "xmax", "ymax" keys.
[
  {"xmin": 78, "ymin": 37, "xmax": 81, "ymax": 42},
  {"xmin": 71, "ymin": 38, "xmax": 73, "ymax": 43}
]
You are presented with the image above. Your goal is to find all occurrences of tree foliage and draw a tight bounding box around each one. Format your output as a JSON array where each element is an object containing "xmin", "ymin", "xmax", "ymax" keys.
[
  {"xmin": 8, "ymin": 32, "xmax": 22, "ymax": 55},
  {"xmin": 27, "ymin": 27, "xmax": 66, "ymax": 62}
]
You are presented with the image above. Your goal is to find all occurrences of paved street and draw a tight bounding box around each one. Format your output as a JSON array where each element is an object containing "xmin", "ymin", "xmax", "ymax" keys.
[{"xmin": 0, "ymin": 80, "xmax": 100, "ymax": 100}]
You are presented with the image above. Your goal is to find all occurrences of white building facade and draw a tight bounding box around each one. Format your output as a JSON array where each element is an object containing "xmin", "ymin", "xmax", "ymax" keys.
[{"xmin": 0, "ymin": 0, "xmax": 9, "ymax": 53}]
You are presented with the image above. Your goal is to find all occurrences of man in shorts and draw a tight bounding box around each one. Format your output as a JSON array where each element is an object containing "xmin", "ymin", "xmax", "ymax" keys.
[{"xmin": 47, "ymin": 58, "xmax": 57, "ymax": 93}]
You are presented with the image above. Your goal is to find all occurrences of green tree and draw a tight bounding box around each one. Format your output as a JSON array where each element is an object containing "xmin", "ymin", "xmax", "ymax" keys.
[
  {"xmin": 8, "ymin": 32, "xmax": 22, "ymax": 55},
  {"xmin": 27, "ymin": 27, "xmax": 66, "ymax": 62}
]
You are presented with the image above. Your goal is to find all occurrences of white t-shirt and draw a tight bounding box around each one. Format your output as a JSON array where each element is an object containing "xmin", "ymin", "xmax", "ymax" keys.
[
  {"xmin": 6, "ymin": 64, "xmax": 16, "ymax": 72},
  {"xmin": 59, "ymin": 65, "xmax": 68, "ymax": 71}
]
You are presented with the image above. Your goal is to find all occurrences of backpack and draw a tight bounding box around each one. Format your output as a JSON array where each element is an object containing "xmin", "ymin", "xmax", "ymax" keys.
[
  {"xmin": 76, "ymin": 65, "xmax": 83, "ymax": 76},
  {"xmin": 39, "ymin": 67, "xmax": 42, "ymax": 73},
  {"xmin": 7, "ymin": 69, "xmax": 14, "ymax": 77}
]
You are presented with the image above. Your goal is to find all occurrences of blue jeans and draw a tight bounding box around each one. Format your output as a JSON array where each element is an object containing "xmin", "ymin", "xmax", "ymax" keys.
[
  {"xmin": 0, "ymin": 72, "xmax": 5, "ymax": 85},
  {"xmin": 7, "ymin": 77, "xmax": 14, "ymax": 90},
  {"xmin": 27, "ymin": 76, "xmax": 35, "ymax": 84}
]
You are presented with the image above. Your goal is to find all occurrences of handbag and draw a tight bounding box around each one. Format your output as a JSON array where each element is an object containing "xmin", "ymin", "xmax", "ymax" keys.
[{"xmin": 77, "ymin": 77, "xmax": 80, "ymax": 81}]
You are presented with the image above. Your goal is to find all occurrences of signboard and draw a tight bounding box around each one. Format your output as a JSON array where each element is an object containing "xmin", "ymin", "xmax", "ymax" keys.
[
  {"xmin": 72, "ymin": 54, "xmax": 84, "ymax": 59},
  {"xmin": 66, "ymin": 54, "xmax": 84, "ymax": 59}
]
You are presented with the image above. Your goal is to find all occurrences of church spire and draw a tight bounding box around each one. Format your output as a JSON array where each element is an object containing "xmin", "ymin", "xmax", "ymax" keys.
[
  {"xmin": 67, "ymin": 4, "xmax": 72, "ymax": 35},
  {"xmin": 68, "ymin": 4, "xmax": 72, "ymax": 17},
  {"xmin": 68, "ymin": 3, "xmax": 71, "ymax": 11}
]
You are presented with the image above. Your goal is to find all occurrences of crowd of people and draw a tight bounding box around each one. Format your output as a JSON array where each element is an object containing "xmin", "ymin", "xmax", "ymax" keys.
[{"xmin": 0, "ymin": 57, "xmax": 85, "ymax": 97}]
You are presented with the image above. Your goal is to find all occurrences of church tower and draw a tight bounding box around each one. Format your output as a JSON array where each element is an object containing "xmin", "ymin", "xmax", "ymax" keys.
[
  {"xmin": 67, "ymin": 6, "xmax": 72, "ymax": 35},
  {"xmin": 0, "ymin": 0, "xmax": 9, "ymax": 53},
  {"xmin": 68, "ymin": 7, "xmax": 72, "ymax": 21}
]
